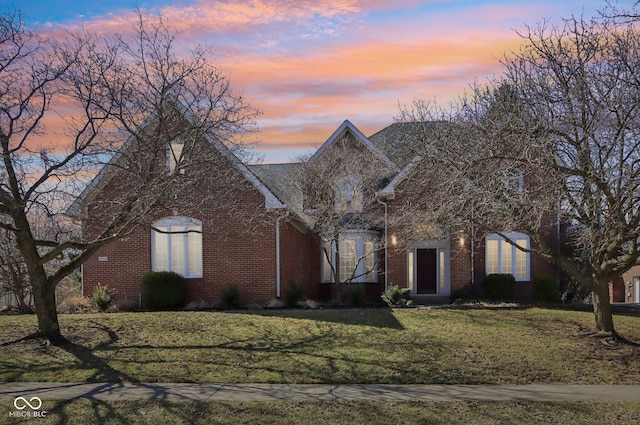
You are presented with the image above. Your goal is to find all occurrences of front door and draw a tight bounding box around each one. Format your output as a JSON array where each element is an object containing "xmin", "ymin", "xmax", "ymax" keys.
[
  {"xmin": 416, "ymin": 248, "xmax": 437, "ymax": 294},
  {"xmin": 634, "ymin": 277, "xmax": 640, "ymax": 303}
]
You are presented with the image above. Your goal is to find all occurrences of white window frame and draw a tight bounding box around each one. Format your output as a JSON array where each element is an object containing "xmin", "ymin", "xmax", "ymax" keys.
[
  {"xmin": 485, "ymin": 232, "xmax": 530, "ymax": 281},
  {"xmin": 335, "ymin": 176, "xmax": 363, "ymax": 213},
  {"xmin": 167, "ymin": 139, "xmax": 185, "ymax": 175},
  {"xmin": 151, "ymin": 216, "xmax": 203, "ymax": 278},
  {"xmin": 505, "ymin": 169, "xmax": 523, "ymax": 195},
  {"xmin": 321, "ymin": 230, "xmax": 378, "ymax": 283}
]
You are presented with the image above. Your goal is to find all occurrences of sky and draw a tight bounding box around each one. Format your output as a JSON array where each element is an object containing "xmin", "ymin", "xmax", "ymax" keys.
[{"xmin": 14, "ymin": 0, "xmax": 614, "ymax": 163}]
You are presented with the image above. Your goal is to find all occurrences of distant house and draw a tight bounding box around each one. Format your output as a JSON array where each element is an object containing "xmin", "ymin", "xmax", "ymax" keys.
[
  {"xmin": 75, "ymin": 108, "xmax": 564, "ymax": 308},
  {"xmin": 610, "ymin": 265, "xmax": 640, "ymax": 304}
]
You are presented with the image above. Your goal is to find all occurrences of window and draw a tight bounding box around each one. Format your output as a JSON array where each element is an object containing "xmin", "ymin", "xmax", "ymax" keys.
[
  {"xmin": 486, "ymin": 233, "xmax": 529, "ymax": 281},
  {"xmin": 335, "ymin": 177, "xmax": 363, "ymax": 213},
  {"xmin": 168, "ymin": 139, "xmax": 185, "ymax": 174},
  {"xmin": 339, "ymin": 239, "xmax": 356, "ymax": 281},
  {"xmin": 152, "ymin": 217, "xmax": 202, "ymax": 278},
  {"xmin": 505, "ymin": 169, "xmax": 523, "ymax": 195},
  {"xmin": 321, "ymin": 232, "xmax": 378, "ymax": 283}
]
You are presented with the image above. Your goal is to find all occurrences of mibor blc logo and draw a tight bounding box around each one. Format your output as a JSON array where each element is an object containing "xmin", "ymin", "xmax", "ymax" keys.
[{"xmin": 9, "ymin": 396, "xmax": 47, "ymax": 418}]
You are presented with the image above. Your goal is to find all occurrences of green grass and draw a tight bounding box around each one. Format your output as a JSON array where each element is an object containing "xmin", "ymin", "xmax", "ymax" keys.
[
  {"xmin": 0, "ymin": 307, "xmax": 639, "ymax": 385},
  {"xmin": 1, "ymin": 400, "xmax": 640, "ymax": 425}
]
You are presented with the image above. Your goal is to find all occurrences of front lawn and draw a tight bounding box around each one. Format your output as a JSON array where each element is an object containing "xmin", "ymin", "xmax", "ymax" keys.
[
  {"xmin": 1, "ymin": 399, "xmax": 638, "ymax": 425},
  {"xmin": 1, "ymin": 307, "xmax": 638, "ymax": 384}
]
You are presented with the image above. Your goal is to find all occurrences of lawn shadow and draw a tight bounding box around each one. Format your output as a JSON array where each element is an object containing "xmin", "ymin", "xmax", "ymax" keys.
[
  {"xmin": 235, "ymin": 306, "xmax": 405, "ymax": 330},
  {"xmin": 50, "ymin": 320, "xmax": 139, "ymax": 383}
]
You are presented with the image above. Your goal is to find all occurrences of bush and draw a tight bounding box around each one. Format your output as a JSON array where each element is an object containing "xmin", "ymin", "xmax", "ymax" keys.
[
  {"xmin": 220, "ymin": 285, "xmax": 240, "ymax": 309},
  {"xmin": 57, "ymin": 294, "xmax": 92, "ymax": 314},
  {"xmin": 141, "ymin": 271, "xmax": 186, "ymax": 311},
  {"xmin": 482, "ymin": 273, "xmax": 516, "ymax": 301},
  {"xmin": 381, "ymin": 284, "xmax": 411, "ymax": 307},
  {"xmin": 532, "ymin": 275, "xmax": 561, "ymax": 303},
  {"xmin": 91, "ymin": 284, "xmax": 112, "ymax": 312},
  {"xmin": 347, "ymin": 284, "xmax": 365, "ymax": 306},
  {"xmin": 283, "ymin": 282, "xmax": 304, "ymax": 307}
]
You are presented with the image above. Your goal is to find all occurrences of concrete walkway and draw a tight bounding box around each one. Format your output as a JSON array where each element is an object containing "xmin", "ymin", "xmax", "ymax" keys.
[{"xmin": 2, "ymin": 383, "xmax": 640, "ymax": 402}]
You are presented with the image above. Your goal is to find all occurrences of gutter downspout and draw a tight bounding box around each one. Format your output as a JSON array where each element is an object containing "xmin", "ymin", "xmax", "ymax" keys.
[
  {"xmin": 377, "ymin": 197, "xmax": 389, "ymax": 292},
  {"xmin": 471, "ymin": 203, "xmax": 475, "ymax": 287},
  {"xmin": 275, "ymin": 212, "xmax": 289, "ymax": 298}
]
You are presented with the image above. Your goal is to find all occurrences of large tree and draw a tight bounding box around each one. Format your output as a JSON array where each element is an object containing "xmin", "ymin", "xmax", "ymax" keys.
[
  {"xmin": 295, "ymin": 131, "xmax": 396, "ymax": 286},
  {"xmin": 399, "ymin": 4, "xmax": 640, "ymax": 339},
  {"xmin": 0, "ymin": 9, "xmax": 258, "ymax": 342}
]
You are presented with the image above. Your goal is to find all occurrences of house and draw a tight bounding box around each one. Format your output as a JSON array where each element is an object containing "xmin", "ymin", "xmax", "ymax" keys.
[
  {"xmin": 610, "ymin": 265, "xmax": 640, "ymax": 304},
  {"xmin": 75, "ymin": 109, "xmax": 561, "ymax": 308}
]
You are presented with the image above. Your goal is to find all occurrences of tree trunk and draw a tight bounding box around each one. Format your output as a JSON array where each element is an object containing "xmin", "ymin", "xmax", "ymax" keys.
[
  {"xmin": 31, "ymin": 274, "xmax": 62, "ymax": 342},
  {"xmin": 591, "ymin": 277, "xmax": 616, "ymax": 336}
]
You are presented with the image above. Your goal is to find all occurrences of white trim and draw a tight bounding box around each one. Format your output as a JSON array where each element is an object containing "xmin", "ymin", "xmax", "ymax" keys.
[
  {"xmin": 485, "ymin": 232, "xmax": 530, "ymax": 281},
  {"xmin": 151, "ymin": 216, "xmax": 203, "ymax": 278},
  {"xmin": 378, "ymin": 155, "xmax": 422, "ymax": 200},
  {"xmin": 407, "ymin": 239, "xmax": 451, "ymax": 296},
  {"xmin": 321, "ymin": 230, "xmax": 380, "ymax": 283},
  {"xmin": 69, "ymin": 98, "xmax": 286, "ymax": 218},
  {"xmin": 310, "ymin": 120, "xmax": 398, "ymax": 170}
]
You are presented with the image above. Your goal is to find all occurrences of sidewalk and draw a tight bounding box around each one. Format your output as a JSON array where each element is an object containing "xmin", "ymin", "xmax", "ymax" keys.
[{"xmin": 2, "ymin": 383, "xmax": 640, "ymax": 402}]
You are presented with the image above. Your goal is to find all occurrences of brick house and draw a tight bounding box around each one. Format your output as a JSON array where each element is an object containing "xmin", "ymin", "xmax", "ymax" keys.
[
  {"xmin": 75, "ymin": 111, "xmax": 562, "ymax": 307},
  {"xmin": 610, "ymin": 265, "xmax": 640, "ymax": 304}
]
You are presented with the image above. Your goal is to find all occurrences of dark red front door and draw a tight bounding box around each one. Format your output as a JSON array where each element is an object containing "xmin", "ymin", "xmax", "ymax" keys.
[{"xmin": 416, "ymin": 248, "xmax": 437, "ymax": 294}]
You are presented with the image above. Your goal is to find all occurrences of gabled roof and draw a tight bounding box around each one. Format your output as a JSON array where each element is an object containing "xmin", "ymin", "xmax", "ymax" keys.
[
  {"xmin": 309, "ymin": 120, "xmax": 398, "ymax": 171},
  {"xmin": 369, "ymin": 121, "xmax": 447, "ymax": 169},
  {"xmin": 68, "ymin": 99, "xmax": 284, "ymax": 217},
  {"xmin": 377, "ymin": 155, "xmax": 422, "ymax": 200},
  {"xmin": 249, "ymin": 162, "xmax": 314, "ymax": 228}
]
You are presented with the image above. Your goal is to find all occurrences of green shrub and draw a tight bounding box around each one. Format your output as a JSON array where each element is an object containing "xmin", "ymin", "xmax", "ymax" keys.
[
  {"xmin": 91, "ymin": 284, "xmax": 112, "ymax": 312},
  {"xmin": 482, "ymin": 273, "xmax": 516, "ymax": 301},
  {"xmin": 220, "ymin": 285, "xmax": 240, "ymax": 309},
  {"xmin": 532, "ymin": 275, "xmax": 561, "ymax": 303},
  {"xmin": 381, "ymin": 284, "xmax": 411, "ymax": 307},
  {"xmin": 141, "ymin": 271, "xmax": 186, "ymax": 311},
  {"xmin": 347, "ymin": 284, "xmax": 365, "ymax": 306},
  {"xmin": 283, "ymin": 281, "xmax": 304, "ymax": 307}
]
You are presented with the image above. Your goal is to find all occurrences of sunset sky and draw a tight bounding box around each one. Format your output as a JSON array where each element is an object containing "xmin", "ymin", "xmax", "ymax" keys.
[{"xmin": 18, "ymin": 0, "xmax": 608, "ymax": 163}]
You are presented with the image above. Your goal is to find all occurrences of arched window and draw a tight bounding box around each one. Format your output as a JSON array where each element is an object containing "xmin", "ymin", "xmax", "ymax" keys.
[
  {"xmin": 152, "ymin": 217, "xmax": 202, "ymax": 278},
  {"xmin": 335, "ymin": 176, "xmax": 363, "ymax": 213}
]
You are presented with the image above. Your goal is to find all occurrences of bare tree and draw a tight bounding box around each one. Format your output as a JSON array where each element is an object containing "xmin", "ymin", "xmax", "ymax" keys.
[
  {"xmin": 0, "ymin": 9, "xmax": 258, "ymax": 342},
  {"xmin": 399, "ymin": 4, "xmax": 640, "ymax": 339},
  {"xmin": 0, "ymin": 227, "xmax": 31, "ymax": 310},
  {"xmin": 295, "ymin": 131, "xmax": 396, "ymax": 286}
]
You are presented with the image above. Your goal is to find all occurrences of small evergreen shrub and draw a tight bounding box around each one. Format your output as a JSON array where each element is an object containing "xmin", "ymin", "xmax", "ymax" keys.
[
  {"xmin": 381, "ymin": 284, "xmax": 411, "ymax": 307},
  {"xmin": 220, "ymin": 285, "xmax": 240, "ymax": 309},
  {"xmin": 283, "ymin": 281, "xmax": 304, "ymax": 307},
  {"xmin": 347, "ymin": 284, "xmax": 365, "ymax": 306},
  {"xmin": 532, "ymin": 275, "xmax": 561, "ymax": 303},
  {"xmin": 91, "ymin": 284, "xmax": 112, "ymax": 312},
  {"xmin": 482, "ymin": 273, "xmax": 516, "ymax": 301},
  {"xmin": 141, "ymin": 271, "xmax": 186, "ymax": 311}
]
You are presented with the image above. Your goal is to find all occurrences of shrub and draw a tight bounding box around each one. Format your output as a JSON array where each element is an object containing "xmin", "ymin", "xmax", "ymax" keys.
[
  {"xmin": 57, "ymin": 294, "xmax": 92, "ymax": 314},
  {"xmin": 115, "ymin": 298, "xmax": 138, "ymax": 312},
  {"xmin": 283, "ymin": 282, "xmax": 304, "ymax": 307},
  {"xmin": 347, "ymin": 284, "xmax": 365, "ymax": 306},
  {"xmin": 532, "ymin": 275, "xmax": 561, "ymax": 303},
  {"xmin": 482, "ymin": 273, "xmax": 516, "ymax": 301},
  {"xmin": 91, "ymin": 284, "xmax": 112, "ymax": 312},
  {"xmin": 220, "ymin": 285, "xmax": 240, "ymax": 309},
  {"xmin": 141, "ymin": 271, "xmax": 186, "ymax": 311},
  {"xmin": 381, "ymin": 284, "xmax": 411, "ymax": 307}
]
